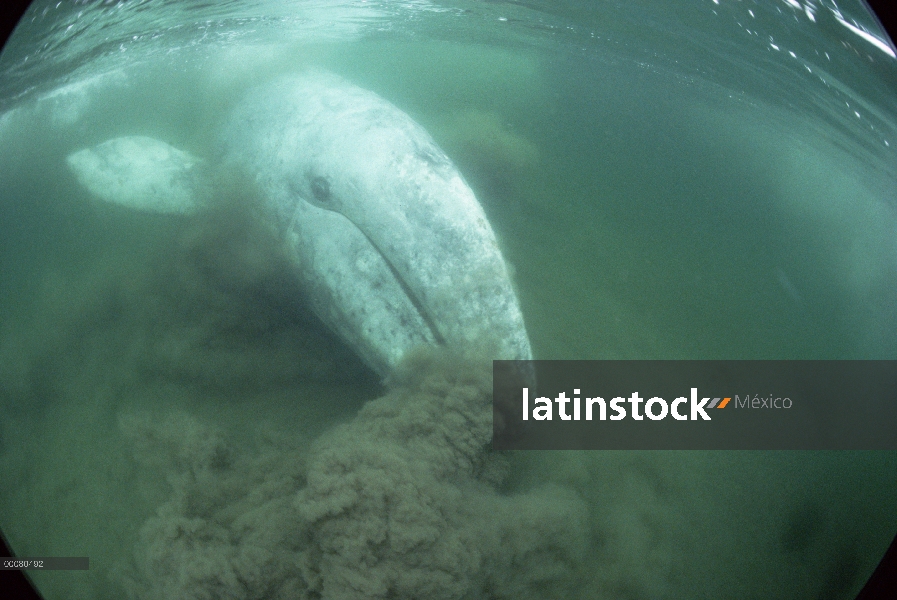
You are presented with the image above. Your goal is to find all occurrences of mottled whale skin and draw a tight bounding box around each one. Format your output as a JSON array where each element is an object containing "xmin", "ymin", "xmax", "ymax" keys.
[{"xmin": 66, "ymin": 71, "xmax": 532, "ymax": 377}]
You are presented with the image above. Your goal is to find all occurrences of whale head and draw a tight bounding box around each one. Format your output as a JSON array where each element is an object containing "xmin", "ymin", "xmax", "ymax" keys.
[{"xmin": 221, "ymin": 72, "xmax": 532, "ymax": 377}]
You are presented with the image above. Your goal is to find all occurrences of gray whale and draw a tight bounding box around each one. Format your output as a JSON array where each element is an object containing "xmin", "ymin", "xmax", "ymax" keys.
[{"xmin": 67, "ymin": 71, "xmax": 532, "ymax": 377}]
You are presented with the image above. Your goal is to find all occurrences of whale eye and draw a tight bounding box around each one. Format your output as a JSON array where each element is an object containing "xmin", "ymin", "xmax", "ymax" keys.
[{"xmin": 310, "ymin": 176, "xmax": 331, "ymax": 204}]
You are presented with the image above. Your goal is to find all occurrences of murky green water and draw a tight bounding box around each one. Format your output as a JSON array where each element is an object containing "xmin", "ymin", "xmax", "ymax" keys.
[{"xmin": 1, "ymin": 1, "xmax": 896, "ymax": 599}]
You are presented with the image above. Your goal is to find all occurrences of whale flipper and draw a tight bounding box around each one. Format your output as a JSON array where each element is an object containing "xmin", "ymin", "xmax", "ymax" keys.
[{"xmin": 67, "ymin": 136, "xmax": 205, "ymax": 215}]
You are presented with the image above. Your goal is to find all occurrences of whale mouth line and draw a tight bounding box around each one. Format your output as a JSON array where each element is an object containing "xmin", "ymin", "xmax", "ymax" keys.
[{"xmin": 356, "ymin": 226, "xmax": 447, "ymax": 347}]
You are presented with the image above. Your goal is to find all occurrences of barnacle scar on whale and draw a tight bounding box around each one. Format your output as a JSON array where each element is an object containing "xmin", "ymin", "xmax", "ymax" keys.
[{"xmin": 66, "ymin": 71, "xmax": 532, "ymax": 376}]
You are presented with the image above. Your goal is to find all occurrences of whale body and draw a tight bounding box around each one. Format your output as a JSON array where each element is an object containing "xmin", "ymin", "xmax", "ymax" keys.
[{"xmin": 66, "ymin": 71, "xmax": 532, "ymax": 377}]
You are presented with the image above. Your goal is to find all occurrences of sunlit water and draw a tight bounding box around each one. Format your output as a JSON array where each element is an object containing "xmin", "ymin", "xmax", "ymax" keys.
[{"xmin": 1, "ymin": 1, "xmax": 896, "ymax": 599}]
